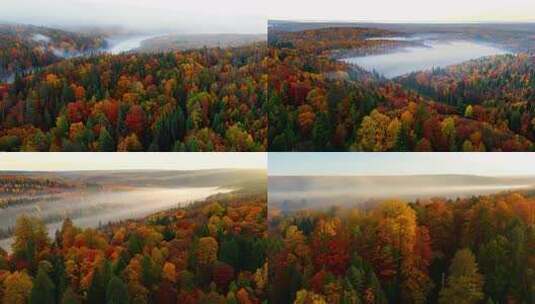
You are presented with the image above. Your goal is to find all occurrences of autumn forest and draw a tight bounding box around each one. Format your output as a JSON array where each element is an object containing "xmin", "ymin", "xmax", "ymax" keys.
[
  {"xmin": 0, "ymin": 164, "xmax": 269, "ymax": 304},
  {"xmin": 268, "ymin": 22, "xmax": 535, "ymax": 151},
  {"xmin": 0, "ymin": 24, "xmax": 267, "ymax": 151},
  {"xmin": 2, "ymin": 21, "xmax": 535, "ymax": 151},
  {"xmin": 268, "ymin": 190, "xmax": 534, "ymax": 304},
  {"xmin": 267, "ymin": 153, "xmax": 535, "ymax": 304},
  {"xmin": 1, "ymin": 4, "xmax": 535, "ymax": 304}
]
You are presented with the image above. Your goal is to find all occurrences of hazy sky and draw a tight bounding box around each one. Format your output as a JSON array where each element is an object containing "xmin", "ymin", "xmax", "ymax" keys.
[
  {"xmin": 1, "ymin": 0, "xmax": 268, "ymax": 33},
  {"xmin": 269, "ymin": 153, "xmax": 535, "ymax": 176},
  {"xmin": 267, "ymin": 0, "xmax": 535, "ymax": 23},
  {"xmin": 2, "ymin": 0, "xmax": 534, "ymax": 35},
  {"xmin": 0, "ymin": 153, "xmax": 266, "ymax": 171}
]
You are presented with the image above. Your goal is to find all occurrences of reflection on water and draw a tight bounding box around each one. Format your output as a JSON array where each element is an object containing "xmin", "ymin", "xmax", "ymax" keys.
[
  {"xmin": 343, "ymin": 40, "xmax": 510, "ymax": 78},
  {"xmin": 106, "ymin": 35, "xmax": 161, "ymax": 54},
  {"xmin": 0, "ymin": 187, "xmax": 231, "ymax": 251}
]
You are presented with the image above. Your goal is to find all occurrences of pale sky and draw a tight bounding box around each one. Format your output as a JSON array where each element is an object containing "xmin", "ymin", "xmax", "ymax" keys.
[
  {"xmin": 0, "ymin": 153, "xmax": 266, "ymax": 171},
  {"xmin": 267, "ymin": 0, "xmax": 535, "ymax": 23},
  {"xmin": 0, "ymin": 0, "xmax": 268, "ymax": 33},
  {"xmin": 1, "ymin": 0, "xmax": 534, "ymax": 35},
  {"xmin": 269, "ymin": 153, "xmax": 535, "ymax": 176}
]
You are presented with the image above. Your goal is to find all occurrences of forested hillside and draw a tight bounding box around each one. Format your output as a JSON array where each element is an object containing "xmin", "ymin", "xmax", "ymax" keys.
[
  {"xmin": 0, "ymin": 43, "xmax": 267, "ymax": 151},
  {"xmin": 399, "ymin": 54, "xmax": 535, "ymax": 142},
  {"xmin": 267, "ymin": 26, "xmax": 535, "ymax": 151},
  {"xmin": 268, "ymin": 191, "xmax": 535, "ymax": 303},
  {"xmin": 0, "ymin": 190, "xmax": 268, "ymax": 303},
  {"xmin": 3, "ymin": 23, "xmax": 533, "ymax": 152},
  {"xmin": 0, "ymin": 24, "xmax": 107, "ymax": 80},
  {"xmin": 0, "ymin": 175, "xmax": 77, "ymax": 210}
]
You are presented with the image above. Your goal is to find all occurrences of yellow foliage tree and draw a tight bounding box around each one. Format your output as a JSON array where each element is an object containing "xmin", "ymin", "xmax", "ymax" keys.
[
  {"xmin": 12, "ymin": 215, "xmax": 50, "ymax": 260},
  {"xmin": 294, "ymin": 289, "xmax": 327, "ymax": 304},
  {"xmin": 117, "ymin": 133, "xmax": 143, "ymax": 152},
  {"xmin": 162, "ymin": 262, "xmax": 177, "ymax": 283},
  {"xmin": 2, "ymin": 271, "xmax": 33, "ymax": 304},
  {"xmin": 356, "ymin": 110, "xmax": 394, "ymax": 151},
  {"xmin": 197, "ymin": 237, "xmax": 218, "ymax": 266}
]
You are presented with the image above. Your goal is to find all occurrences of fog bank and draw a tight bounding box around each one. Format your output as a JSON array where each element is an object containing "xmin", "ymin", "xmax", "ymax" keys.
[
  {"xmin": 269, "ymin": 175, "xmax": 535, "ymax": 212},
  {"xmin": 0, "ymin": 186, "xmax": 232, "ymax": 251}
]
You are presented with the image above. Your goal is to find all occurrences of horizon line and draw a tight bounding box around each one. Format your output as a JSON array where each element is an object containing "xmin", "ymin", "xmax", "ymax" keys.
[
  {"xmin": 269, "ymin": 19, "xmax": 535, "ymax": 25},
  {"xmin": 0, "ymin": 168, "xmax": 266, "ymax": 173},
  {"xmin": 269, "ymin": 173, "xmax": 535, "ymax": 178}
]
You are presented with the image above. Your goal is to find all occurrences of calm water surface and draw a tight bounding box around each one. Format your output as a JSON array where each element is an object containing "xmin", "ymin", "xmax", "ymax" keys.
[
  {"xmin": 106, "ymin": 34, "xmax": 161, "ymax": 54},
  {"xmin": 0, "ymin": 187, "xmax": 231, "ymax": 251},
  {"xmin": 343, "ymin": 40, "xmax": 510, "ymax": 78}
]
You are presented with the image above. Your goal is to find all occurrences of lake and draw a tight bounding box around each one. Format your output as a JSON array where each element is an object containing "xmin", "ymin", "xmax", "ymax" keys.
[
  {"xmin": 0, "ymin": 186, "xmax": 231, "ymax": 251},
  {"xmin": 343, "ymin": 40, "xmax": 510, "ymax": 78}
]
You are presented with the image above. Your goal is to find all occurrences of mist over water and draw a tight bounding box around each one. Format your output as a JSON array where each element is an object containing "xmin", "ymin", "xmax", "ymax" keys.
[
  {"xmin": 0, "ymin": 34, "xmax": 162, "ymax": 84},
  {"xmin": 343, "ymin": 39, "xmax": 510, "ymax": 78},
  {"xmin": 106, "ymin": 34, "xmax": 164, "ymax": 54},
  {"xmin": 0, "ymin": 186, "xmax": 231, "ymax": 251},
  {"xmin": 269, "ymin": 175, "xmax": 535, "ymax": 212}
]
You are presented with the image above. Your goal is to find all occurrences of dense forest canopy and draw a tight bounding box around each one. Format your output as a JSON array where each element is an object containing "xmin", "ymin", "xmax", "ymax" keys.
[
  {"xmin": 0, "ymin": 24, "xmax": 107, "ymax": 80},
  {"xmin": 267, "ymin": 22, "xmax": 535, "ymax": 151},
  {"xmin": 398, "ymin": 54, "xmax": 535, "ymax": 143},
  {"xmin": 2, "ymin": 21, "xmax": 535, "ymax": 151},
  {"xmin": 0, "ymin": 39, "xmax": 267, "ymax": 151},
  {"xmin": 0, "ymin": 189, "xmax": 268, "ymax": 304},
  {"xmin": 268, "ymin": 190, "xmax": 535, "ymax": 304}
]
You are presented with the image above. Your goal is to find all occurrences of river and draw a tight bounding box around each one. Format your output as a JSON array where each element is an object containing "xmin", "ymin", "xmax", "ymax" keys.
[
  {"xmin": 0, "ymin": 34, "xmax": 163, "ymax": 84},
  {"xmin": 106, "ymin": 34, "xmax": 163, "ymax": 55},
  {"xmin": 0, "ymin": 186, "xmax": 232, "ymax": 252}
]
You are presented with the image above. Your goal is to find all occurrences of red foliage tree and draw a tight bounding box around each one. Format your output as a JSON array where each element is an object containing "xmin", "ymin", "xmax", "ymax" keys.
[
  {"xmin": 212, "ymin": 262, "xmax": 235, "ymax": 290},
  {"xmin": 125, "ymin": 105, "xmax": 146, "ymax": 135},
  {"xmin": 311, "ymin": 234, "xmax": 350, "ymax": 276},
  {"xmin": 67, "ymin": 101, "xmax": 88, "ymax": 123}
]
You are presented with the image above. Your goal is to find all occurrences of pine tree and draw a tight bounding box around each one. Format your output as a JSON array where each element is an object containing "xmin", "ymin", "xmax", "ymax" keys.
[
  {"xmin": 87, "ymin": 260, "xmax": 112, "ymax": 304},
  {"xmin": 313, "ymin": 112, "xmax": 331, "ymax": 150},
  {"xmin": 396, "ymin": 123, "xmax": 410, "ymax": 151},
  {"xmin": 219, "ymin": 237, "xmax": 239, "ymax": 270},
  {"xmin": 368, "ymin": 271, "xmax": 388, "ymax": 304},
  {"xmin": 127, "ymin": 233, "xmax": 143, "ymax": 255},
  {"xmin": 61, "ymin": 287, "xmax": 81, "ymax": 304},
  {"xmin": 98, "ymin": 127, "xmax": 115, "ymax": 152},
  {"xmin": 439, "ymin": 248, "xmax": 484, "ymax": 304},
  {"xmin": 29, "ymin": 264, "xmax": 55, "ymax": 304},
  {"xmin": 106, "ymin": 276, "xmax": 129, "ymax": 304},
  {"xmin": 141, "ymin": 255, "xmax": 161, "ymax": 288}
]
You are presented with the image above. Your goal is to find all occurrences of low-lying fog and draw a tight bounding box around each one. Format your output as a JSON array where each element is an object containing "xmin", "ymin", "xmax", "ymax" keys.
[
  {"xmin": 269, "ymin": 175, "xmax": 535, "ymax": 212},
  {"xmin": 343, "ymin": 39, "xmax": 510, "ymax": 78},
  {"xmin": 0, "ymin": 34, "xmax": 164, "ymax": 84},
  {"xmin": 1, "ymin": 31, "xmax": 263, "ymax": 84},
  {"xmin": 106, "ymin": 34, "xmax": 166, "ymax": 54},
  {"xmin": 0, "ymin": 186, "xmax": 231, "ymax": 251}
]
